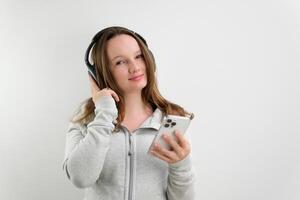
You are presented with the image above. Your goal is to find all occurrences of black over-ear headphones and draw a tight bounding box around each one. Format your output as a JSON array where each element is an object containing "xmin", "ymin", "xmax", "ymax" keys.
[{"xmin": 84, "ymin": 27, "xmax": 150, "ymax": 87}]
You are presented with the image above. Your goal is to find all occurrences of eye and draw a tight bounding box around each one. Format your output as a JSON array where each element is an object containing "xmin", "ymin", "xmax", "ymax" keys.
[
  {"xmin": 116, "ymin": 60, "xmax": 125, "ymax": 65},
  {"xmin": 136, "ymin": 54, "xmax": 144, "ymax": 59}
]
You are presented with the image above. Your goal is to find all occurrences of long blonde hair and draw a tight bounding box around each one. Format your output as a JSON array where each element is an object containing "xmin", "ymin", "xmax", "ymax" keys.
[{"xmin": 70, "ymin": 26, "xmax": 194, "ymax": 132}]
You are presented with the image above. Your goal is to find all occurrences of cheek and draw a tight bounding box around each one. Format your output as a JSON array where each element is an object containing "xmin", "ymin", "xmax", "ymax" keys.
[
  {"xmin": 113, "ymin": 70, "xmax": 128, "ymax": 84},
  {"xmin": 143, "ymin": 67, "xmax": 148, "ymax": 79}
]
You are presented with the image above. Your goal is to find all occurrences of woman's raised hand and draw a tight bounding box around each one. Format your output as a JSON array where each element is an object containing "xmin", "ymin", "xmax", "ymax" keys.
[{"xmin": 88, "ymin": 74, "xmax": 120, "ymax": 104}]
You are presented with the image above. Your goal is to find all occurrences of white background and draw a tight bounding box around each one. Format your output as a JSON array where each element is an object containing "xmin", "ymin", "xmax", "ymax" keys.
[{"xmin": 1, "ymin": 0, "xmax": 299, "ymax": 199}]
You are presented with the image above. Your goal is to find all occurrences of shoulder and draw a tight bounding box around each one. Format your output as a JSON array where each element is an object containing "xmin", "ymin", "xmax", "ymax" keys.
[{"xmin": 67, "ymin": 121, "xmax": 87, "ymax": 133}]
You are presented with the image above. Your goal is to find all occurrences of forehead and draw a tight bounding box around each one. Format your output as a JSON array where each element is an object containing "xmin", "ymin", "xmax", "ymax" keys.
[{"xmin": 106, "ymin": 34, "xmax": 141, "ymax": 59}]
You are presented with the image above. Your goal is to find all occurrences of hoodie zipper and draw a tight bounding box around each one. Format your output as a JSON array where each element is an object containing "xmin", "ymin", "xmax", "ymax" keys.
[
  {"xmin": 128, "ymin": 133, "xmax": 133, "ymax": 200},
  {"xmin": 122, "ymin": 125, "xmax": 134, "ymax": 200}
]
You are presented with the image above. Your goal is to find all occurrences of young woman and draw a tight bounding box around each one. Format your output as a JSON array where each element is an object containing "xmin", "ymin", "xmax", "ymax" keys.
[{"xmin": 62, "ymin": 26, "xmax": 195, "ymax": 200}]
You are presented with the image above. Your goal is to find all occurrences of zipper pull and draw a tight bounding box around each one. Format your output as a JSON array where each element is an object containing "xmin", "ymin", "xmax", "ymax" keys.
[
  {"xmin": 128, "ymin": 132, "xmax": 132, "ymax": 156},
  {"xmin": 128, "ymin": 133, "xmax": 132, "ymax": 156}
]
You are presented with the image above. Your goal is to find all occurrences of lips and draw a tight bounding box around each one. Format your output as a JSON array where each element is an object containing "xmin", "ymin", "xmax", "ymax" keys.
[{"xmin": 129, "ymin": 74, "xmax": 143, "ymax": 80}]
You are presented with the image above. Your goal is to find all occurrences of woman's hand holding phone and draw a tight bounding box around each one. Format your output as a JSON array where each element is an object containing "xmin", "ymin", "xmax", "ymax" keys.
[
  {"xmin": 150, "ymin": 130, "xmax": 191, "ymax": 164},
  {"xmin": 149, "ymin": 115, "xmax": 192, "ymax": 164},
  {"xmin": 88, "ymin": 73, "xmax": 120, "ymax": 104}
]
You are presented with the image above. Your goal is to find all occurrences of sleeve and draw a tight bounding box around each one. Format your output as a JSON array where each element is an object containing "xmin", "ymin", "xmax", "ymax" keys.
[
  {"xmin": 166, "ymin": 154, "xmax": 196, "ymax": 200},
  {"xmin": 62, "ymin": 96, "xmax": 118, "ymax": 188}
]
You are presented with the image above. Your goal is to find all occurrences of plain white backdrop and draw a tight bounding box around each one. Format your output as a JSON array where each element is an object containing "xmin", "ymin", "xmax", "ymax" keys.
[{"xmin": 1, "ymin": 0, "xmax": 299, "ymax": 199}]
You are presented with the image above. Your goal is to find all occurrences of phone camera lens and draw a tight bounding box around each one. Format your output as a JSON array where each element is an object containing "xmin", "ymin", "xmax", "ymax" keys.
[
  {"xmin": 167, "ymin": 119, "xmax": 172, "ymax": 123},
  {"xmin": 164, "ymin": 123, "xmax": 170, "ymax": 128},
  {"xmin": 171, "ymin": 122, "xmax": 176, "ymax": 126}
]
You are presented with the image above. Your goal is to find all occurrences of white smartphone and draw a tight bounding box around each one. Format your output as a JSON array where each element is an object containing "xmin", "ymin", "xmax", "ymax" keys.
[{"xmin": 148, "ymin": 114, "xmax": 192, "ymax": 152}]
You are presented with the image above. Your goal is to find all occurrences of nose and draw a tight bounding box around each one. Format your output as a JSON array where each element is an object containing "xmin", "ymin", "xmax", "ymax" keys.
[{"xmin": 129, "ymin": 59, "xmax": 140, "ymax": 73}]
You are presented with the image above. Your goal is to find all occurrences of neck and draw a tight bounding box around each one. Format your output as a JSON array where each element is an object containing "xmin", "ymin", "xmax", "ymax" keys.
[{"xmin": 123, "ymin": 92, "xmax": 152, "ymax": 120}]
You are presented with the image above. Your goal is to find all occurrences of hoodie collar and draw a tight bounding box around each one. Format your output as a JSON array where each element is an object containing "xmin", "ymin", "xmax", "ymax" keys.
[
  {"xmin": 139, "ymin": 107, "xmax": 164, "ymax": 130},
  {"xmin": 119, "ymin": 107, "xmax": 164, "ymax": 131}
]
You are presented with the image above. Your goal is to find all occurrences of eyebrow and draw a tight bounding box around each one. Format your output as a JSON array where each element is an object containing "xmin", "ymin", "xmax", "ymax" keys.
[{"xmin": 112, "ymin": 50, "xmax": 142, "ymax": 61}]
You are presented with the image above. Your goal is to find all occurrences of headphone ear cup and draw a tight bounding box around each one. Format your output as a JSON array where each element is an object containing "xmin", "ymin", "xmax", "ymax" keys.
[
  {"xmin": 86, "ymin": 63, "xmax": 97, "ymax": 82},
  {"xmin": 90, "ymin": 65, "xmax": 97, "ymax": 81},
  {"xmin": 85, "ymin": 29, "xmax": 106, "ymax": 87}
]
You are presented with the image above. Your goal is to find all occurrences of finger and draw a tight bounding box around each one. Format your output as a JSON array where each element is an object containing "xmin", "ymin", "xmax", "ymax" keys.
[
  {"xmin": 174, "ymin": 130, "xmax": 185, "ymax": 147},
  {"xmin": 162, "ymin": 133, "xmax": 183, "ymax": 155},
  {"xmin": 175, "ymin": 130, "xmax": 190, "ymax": 151},
  {"xmin": 110, "ymin": 91, "xmax": 120, "ymax": 102},
  {"xmin": 152, "ymin": 143, "xmax": 178, "ymax": 161},
  {"xmin": 150, "ymin": 150, "xmax": 172, "ymax": 163}
]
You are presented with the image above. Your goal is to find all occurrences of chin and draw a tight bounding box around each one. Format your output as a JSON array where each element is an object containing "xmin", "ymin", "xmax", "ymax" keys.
[{"xmin": 124, "ymin": 83, "xmax": 147, "ymax": 93}]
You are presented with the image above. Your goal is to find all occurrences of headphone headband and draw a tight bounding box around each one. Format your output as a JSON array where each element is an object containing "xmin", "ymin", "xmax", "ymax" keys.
[{"xmin": 85, "ymin": 29, "xmax": 148, "ymax": 69}]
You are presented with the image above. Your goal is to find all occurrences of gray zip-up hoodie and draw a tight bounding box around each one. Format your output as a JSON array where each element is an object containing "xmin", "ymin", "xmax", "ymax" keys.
[{"xmin": 62, "ymin": 95, "xmax": 195, "ymax": 200}]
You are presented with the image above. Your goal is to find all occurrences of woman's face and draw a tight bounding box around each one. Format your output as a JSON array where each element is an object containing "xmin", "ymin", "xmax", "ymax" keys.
[{"xmin": 106, "ymin": 34, "xmax": 147, "ymax": 94}]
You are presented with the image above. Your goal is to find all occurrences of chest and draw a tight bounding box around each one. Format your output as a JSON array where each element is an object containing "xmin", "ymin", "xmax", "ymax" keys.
[{"xmin": 100, "ymin": 128, "xmax": 167, "ymax": 180}]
